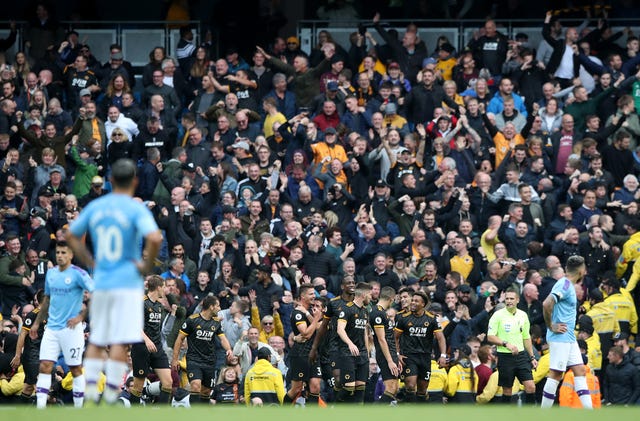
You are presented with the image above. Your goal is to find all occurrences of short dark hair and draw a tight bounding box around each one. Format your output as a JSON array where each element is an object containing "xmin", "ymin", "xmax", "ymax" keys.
[
  {"xmin": 110, "ymin": 159, "xmax": 137, "ymax": 188},
  {"xmin": 202, "ymin": 295, "xmax": 219, "ymax": 310}
]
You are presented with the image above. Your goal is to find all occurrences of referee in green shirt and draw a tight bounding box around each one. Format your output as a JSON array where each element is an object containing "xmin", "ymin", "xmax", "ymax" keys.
[{"xmin": 487, "ymin": 287, "xmax": 538, "ymax": 405}]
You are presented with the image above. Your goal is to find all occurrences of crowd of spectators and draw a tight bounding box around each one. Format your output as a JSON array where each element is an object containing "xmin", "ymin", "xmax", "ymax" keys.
[{"xmin": 1, "ymin": 6, "xmax": 640, "ymax": 405}]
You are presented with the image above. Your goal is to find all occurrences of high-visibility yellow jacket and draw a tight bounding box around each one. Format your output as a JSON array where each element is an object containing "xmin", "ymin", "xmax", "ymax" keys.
[
  {"xmin": 604, "ymin": 291, "xmax": 638, "ymax": 334},
  {"xmin": 616, "ymin": 231, "xmax": 640, "ymax": 278},
  {"xmin": 586, "ymin": 302, "xmax": 620, "ymax": 335},
  {"xmin": 445, "ymin": 359, "xmax": 477, "ymax": 402},
  {"xmin": 244, "ymin": 359, "xmax": 285, "ymax": 406}
]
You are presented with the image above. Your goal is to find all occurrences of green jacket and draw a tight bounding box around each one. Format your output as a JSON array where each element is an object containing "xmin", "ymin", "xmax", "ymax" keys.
[
  {"xmin": 0, "ymin": 253, "xmax": 28, "ymax": 287},
  {"xmin": 267, "ymin": 56, "xmax": 330, "ymax": 108},
  {"xmin": 77, "ymin": 118, "xmax": 107, "ymax": 149},
  {"xmin": 69, "ymin": 146, "xmax": 99, "ymax": 198},
  {"xmin": 565, "ymin": 87, "xmax": 613, "ymax": 132}
]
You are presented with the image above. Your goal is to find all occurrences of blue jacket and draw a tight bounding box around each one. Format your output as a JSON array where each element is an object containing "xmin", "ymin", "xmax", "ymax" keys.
[{"xmin": 487, "ymin": 92, "xmax": 528, "ymax": 117}]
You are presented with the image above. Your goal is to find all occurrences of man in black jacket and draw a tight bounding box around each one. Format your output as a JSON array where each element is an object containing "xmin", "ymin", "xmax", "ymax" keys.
[{"xmin": 604, "ymin": 345, "xmax": 640, "ymax": 405}]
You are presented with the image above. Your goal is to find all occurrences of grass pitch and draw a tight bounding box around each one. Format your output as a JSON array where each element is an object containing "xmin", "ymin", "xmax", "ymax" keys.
[{"xmin": 0, "ymin": 404, "xmax": 634, "ymax": 421}]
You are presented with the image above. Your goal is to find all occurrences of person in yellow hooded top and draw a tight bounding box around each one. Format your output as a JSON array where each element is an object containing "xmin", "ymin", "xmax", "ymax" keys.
[
  {"xmin": 576, "ymin": 317, "xmax": 602, "ymax": 373},
  {"xmin": 615, "ymin": 220, "xmax": 640, "ymax": 279},
  {"xmin": 427, "ymin": 359, "xmax": 448, "ymax": 403},
  {"xmin": 601, "ymin": 277, "xmax": 638, "ymax": 336},
  {"xmin": 584, "ymin": 289, "xmax": 620, "ymax": 352},
  {"xmin": 244, "ymin": 347, "xmax": 285, "ymax": 406},
  {"xmin": 445, "ymin": 346, "xmax": 477, "ymax": 403}
]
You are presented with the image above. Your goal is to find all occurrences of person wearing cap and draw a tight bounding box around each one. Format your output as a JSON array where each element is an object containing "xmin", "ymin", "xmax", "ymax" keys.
[
  {"xmin": 601, "ymin": 276, "xmax": 638, "ymax": 337},
  {"xmin": 256, "ymin": 40, "xmax": 334, "ymax": 109},
  {"xmin": 611, "ymin": 332, "xmax": 640, "ymax": 368},
  {"xmin": 306, "ymin": 124, "xmax": 348, "ymax": 173},
  {"xmin": 435, "ymin": 43, "xmax": 457, "ymax": 81},
  {"xmin": 577, "ymin": 316, "xmax": 602, "ymax": 373},
  {"xmin": 382, "ymin": 102, "xmax": 408, "ymax": 134},
  {"xmin": 244, "ymin": 346, "xmax": 285, "ymax": 406},
  {"xmin": 78, "ymin": 175, "xmax": 107, "ymax": 208},
  {"xmin": 319, "ymin": 54, "xmax": 344, "ymax": 94},
  {"xmin": 310, "ymin": 80, "xmax": 345, "ymax": 117},
  {"xmin": 380, "ymin": 61, "xmax": 412, "ymax": 94}
]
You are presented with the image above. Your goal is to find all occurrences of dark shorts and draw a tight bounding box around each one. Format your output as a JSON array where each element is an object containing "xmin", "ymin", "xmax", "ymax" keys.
[
  {"xmin": 186, "ymin": 362, "xmax": 216, "ymax": 389},
  {"xmin": 130, "ymin": 342, "xmax": 170, "ymax": 377},
  {"xmin": 402, "ymin": 354, "xmax": 431, "ymax": 382},
  {"xmin": 497, "ymin": 352, "xmax": 533, "ymax": 387},
  {"xmin": 340, "ymin": 354, "xmax": 368, "ymax": 384},
  {"xmin": 23, "ymin": 360, "xmax": 39, "ymax": 385},
  {"xmin": 289, "ymin": 355, "xmax": 322, "ymax": 382},
  {"xmin": 377, "ymin": 354, "xmax": 399, "ymax": 381},
  {"xmin": 329, "ymin": 350, "xmax": 342, "ymax": 372}
]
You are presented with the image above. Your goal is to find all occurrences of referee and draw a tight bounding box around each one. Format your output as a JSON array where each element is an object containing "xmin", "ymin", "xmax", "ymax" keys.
[{"xmin": 487, "ymin": 287, "xmax": 538, "ymax": 405}]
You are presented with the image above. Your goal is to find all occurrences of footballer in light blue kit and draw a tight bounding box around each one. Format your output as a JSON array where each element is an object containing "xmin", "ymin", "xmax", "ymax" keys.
[
  {"xmin": 540, "ymin": 255, "xmax": 593, "ymax": 409},
  {"xmin": 68, "ymin": 159, "xmax": 163, "ymax": 405},
  {"xmin": 32, "ymin": 242, "xmax": 93, "ymax": 409}
]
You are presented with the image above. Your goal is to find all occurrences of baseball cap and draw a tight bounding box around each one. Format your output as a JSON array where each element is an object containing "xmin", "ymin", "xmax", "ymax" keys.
[
  {"xmin": 232, "ymin": 140, "xmax": 250, "ymax": 151},
  {"xmin": 396, "ymin": 146, "xmax": 410, "ymax": 154},
  {"xmin": 327, "ymin": 80, "xmax": 339, "ymax": 91},
  {"xmin": 375, "ymin": 179, "xmax": 387, "ymax": 188},
  {"xmin": 388, "ymin": 61, "xmax": 400, "ymax": 69},
  {"xmin": 612, "ymin": 332, "xmax": 629, "ymax": 341},
  {"xmin": 181, "ymin": 162, "xmax": 196, "ymax": 172},
  {"xmin": 423, "ymin": 57, "xmax": 437, "ymax": 67},
  {"xmin": 437, "ymin": 43, "xmax": 455, "ymax": 53},
  {"xmin": 50, "ymin": 168, "xmax": 61, "ymax": 174},
  {"xmin": 460, "ymin": 89, "xmax": 478, "ymax": 98},
  {"xmin": 458, "ymin": 284, "xmax": 472, "ymax": 294},
  {"xmin": 38, "ymin": 186, "xmax": 54, "ymax": 197},
  {"xmin": 385, "ymin": 102, "xmax": 398, "ymax": 115},
  {"xmin": 405, "ymin": 277, "xmax": 419, "ymax": 286},
  {"xmin": 79, "ymin": 88, "xmax": 91, "ymax": 97},
  {"xmin": 286, "ymin": 36, "xmax": 299, "ymax": 45},
  {"xmin": 324, "ymin": 127, "xmax": 337, "ymax": 135},
  {"xmin": 91, "ymin": 175, "xmax": 104, "ymax": 185},
  {"xmin": 30, "ymin": 206, "xmax": 47, "ymax": 219}
]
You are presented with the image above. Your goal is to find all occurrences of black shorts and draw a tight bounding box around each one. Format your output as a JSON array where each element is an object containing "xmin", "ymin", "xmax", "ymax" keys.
[
  {"xmin": 329, "ymin": 350, "xmax": 342, "ymax": 372},
  {"xmin": 402, "ymin": 354, "xmax": 431, "ymax": 382},
  {"xmin": 186, "ymin": 362, "xmax": 216, "ymax": 389},
  {"xmin": 340, "ymin": 354, "xmax": 368, "ymax": 384},
  {"xmin": 377, "ymin": 354, "xmax": 399, "ymax": 381},
  {"xmin": 23, "ymin": 360, "xmax": 39, "ymax": 385},
  {"xmin": 497, "ymin": 352, "xmax": 534, "ymax": 387},
  {"xmin": 289, "ymin": 355, "xmax": 322, "ymax": 382},
  {"xmin": 130, "ymin": 342, "xmax": 170, "ymax": 377}
]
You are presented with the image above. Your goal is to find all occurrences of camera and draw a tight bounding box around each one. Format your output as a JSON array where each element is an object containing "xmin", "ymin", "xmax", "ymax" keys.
[
  {"xmin": 314, "ymin": 285, "xmax": 326, "ymax": 292},
  {"xmin": 358, "ymin": 24, "xmax": 366, "ymax": 36}
]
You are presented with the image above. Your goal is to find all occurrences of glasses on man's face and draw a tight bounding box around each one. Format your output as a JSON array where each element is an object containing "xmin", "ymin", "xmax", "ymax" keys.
[
  {"xmin": 3, "ymin": 323, "xmax": 14, "ymax": 329},
  {"xmin": 263, "ymin": 322, "xmax": 273, "ymax": 326}
]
